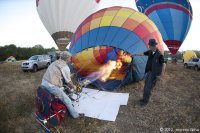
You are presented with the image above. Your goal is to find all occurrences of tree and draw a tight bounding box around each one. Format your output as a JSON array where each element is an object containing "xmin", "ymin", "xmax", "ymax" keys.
[
  {"xmin": 50, "ymin": 47, "xmax": 56, "ymax": 51},
  {"xmin": 196, "ymin": 51, "xmax": 200, "ymax": 58},
  {"xmin": 33, "ymin": 44, "xmax": 44, "ymax": 49}
]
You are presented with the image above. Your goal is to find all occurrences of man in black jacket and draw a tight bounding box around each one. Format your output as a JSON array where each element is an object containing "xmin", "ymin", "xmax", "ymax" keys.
[{"xmin": 133, "ymin": 39, "xmax": 166, "ymax": 106}]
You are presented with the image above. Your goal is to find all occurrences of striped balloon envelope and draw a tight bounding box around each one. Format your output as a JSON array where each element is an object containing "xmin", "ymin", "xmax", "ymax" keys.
[
  {"xmin": 71, "ymin": 46, "xmax": 132, "ymax": 90},
  {"xmin": 135, "ymin": 0, "xmax": 193, "ymax": 55},
  {"xmin": 69, "ymin": 6, "xmax": 164, "ymax": 90}
]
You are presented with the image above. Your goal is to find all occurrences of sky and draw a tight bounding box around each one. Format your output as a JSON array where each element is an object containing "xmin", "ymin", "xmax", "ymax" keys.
[{"xmin": 0, "ymin": 0, "xmax": 199, "ymax": 51}]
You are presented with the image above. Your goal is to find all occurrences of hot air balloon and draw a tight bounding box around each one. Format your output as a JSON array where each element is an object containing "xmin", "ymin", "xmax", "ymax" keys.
[
  {"xmin": 135, "ymin": 0, "xmax": 193, "ymax": 55},
  {"xmin": 36, "ymin": 0, "xmax": 101, "ymax": 51},
  {"xmin": 69, "ymin": 7, "xmax": 164, "ymax": 90},
  {"xmin": 183, "ymin": 50, "xmax": 197, "ymax": 62}
]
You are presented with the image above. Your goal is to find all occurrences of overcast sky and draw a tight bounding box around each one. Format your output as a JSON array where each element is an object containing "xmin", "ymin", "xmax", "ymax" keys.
[{"xmin": 0, "ymin": 0, "xmax": 199, "ymax": 51}]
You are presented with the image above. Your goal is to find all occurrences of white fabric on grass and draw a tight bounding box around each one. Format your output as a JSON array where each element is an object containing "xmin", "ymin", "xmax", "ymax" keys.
[{"xmin": 72, "ymin": 88, "xmax": 129, "ymax": 121}]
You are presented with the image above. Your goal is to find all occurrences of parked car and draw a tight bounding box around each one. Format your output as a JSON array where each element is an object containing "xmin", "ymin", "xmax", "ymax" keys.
[
  {"xmin": 184, "ymin": 58, "xmax": 200, "ymax": 71},
  {"xmin": 21, "ymin": 55, "xmax": 51, "ymax": 72}
]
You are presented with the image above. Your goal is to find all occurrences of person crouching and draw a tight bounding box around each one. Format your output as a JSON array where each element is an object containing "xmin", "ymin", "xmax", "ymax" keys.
[{"xmin": 41, "ymin": 51, "xmax": 81, "ymax": 118}]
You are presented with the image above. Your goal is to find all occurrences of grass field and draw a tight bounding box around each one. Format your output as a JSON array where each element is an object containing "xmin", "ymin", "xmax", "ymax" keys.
[{"xmin": 0, "ymin": 61, "xmax": 199, "ymax": 133}]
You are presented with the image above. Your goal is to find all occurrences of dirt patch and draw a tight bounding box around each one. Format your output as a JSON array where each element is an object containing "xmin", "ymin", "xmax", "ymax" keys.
[{"xmin": 0, "ymin": 62, "xmax": 199, "ymax": 132}]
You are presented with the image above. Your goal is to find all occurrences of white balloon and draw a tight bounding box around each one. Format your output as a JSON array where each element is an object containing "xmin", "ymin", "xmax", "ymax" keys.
[{"xmin": 36, "ymin": 0, "xmax": 101, "ymax": 50}]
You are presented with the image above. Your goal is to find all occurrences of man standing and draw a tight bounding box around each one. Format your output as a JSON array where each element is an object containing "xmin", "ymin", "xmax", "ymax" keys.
[
  {"xmin": 41, "ymin": 51, "xmax": 80, "ymax": 118},
  {"xmin": 133, "ymin": 39, "xmax": 166, "ymax": 106}
]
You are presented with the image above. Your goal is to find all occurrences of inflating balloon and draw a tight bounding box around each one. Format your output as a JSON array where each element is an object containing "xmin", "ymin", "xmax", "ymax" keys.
[
  {"xmin": 135, "ymin": 0, "xmax": 193, "ymax": 54},
  {"xmin": 36, "ymin": 0, "xmax": 101, "ymax": 50},
  {"xmin": 70, "ymin": 7, "xmax": 164, "ymax": 90}
]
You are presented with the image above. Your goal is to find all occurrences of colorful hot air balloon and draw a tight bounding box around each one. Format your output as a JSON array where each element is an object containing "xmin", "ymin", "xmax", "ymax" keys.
[
  {"xmin": 135, "ymin": 0, "xmax": 193, "ymax": 55},
  {"xmin": 36, "ymin": 0, "xmax": 101, "ymax": 51},
  {"xmin": 69, "ymin": 7, "xmax": 164, "ymax": 90}
]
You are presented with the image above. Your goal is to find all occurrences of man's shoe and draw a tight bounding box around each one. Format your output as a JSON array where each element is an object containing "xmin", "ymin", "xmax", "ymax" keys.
[{"xmin": 139, "ymin": 99, "xmax": 148, "ymax": 106}]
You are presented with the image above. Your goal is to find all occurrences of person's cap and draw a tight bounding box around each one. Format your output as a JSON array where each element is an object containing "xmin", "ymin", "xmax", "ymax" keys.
[{"xmin": 148, "ymin": 39, "xmax": 158, "ymax": 46}]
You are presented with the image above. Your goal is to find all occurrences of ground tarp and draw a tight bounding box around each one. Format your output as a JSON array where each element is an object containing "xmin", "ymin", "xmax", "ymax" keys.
[{"xmin": 72, "ymin": 88, "xmax": 129, "ymax": 121}]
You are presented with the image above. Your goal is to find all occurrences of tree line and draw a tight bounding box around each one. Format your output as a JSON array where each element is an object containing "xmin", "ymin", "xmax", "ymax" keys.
[
  {"xmin": 0, "ymin": 44, "xmax": 57, "ymax": 61},
  {"xmin": 0, "ymin": 44, "xmax": 200, "ymax": 61}
]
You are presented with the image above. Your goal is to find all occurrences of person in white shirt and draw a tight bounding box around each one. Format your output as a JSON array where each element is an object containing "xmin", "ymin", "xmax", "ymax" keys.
[{"xmin": 41, "ymin": 51, "xmax": 80, "ymax": 118}]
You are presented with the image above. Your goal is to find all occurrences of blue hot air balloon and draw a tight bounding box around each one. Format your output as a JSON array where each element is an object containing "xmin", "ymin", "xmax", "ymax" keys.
[{"xmin": 135, "ymin": 0, "xmax": 193, "ymax": 54}]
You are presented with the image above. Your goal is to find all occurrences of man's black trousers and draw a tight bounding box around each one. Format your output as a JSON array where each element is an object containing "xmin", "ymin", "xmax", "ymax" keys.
[{"xmin": 143, "ymin": 72, "xmax": 157, "ymax": 102}]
